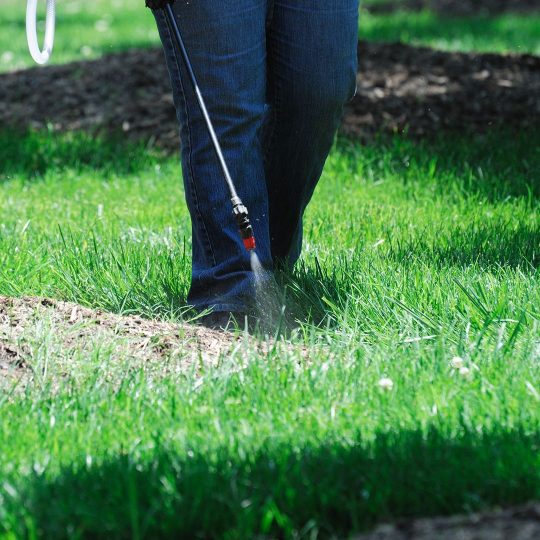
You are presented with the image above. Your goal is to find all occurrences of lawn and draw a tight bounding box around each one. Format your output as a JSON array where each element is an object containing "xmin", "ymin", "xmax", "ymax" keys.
[
  {"xmin": 1, "ymin": 0, "xmax": 539, "ymax": 537},
  {"xmin": 0, "ymin": 128, "xmax": 539, "ymax": 538},
  {"xmin": 1, "ymin": 0, "xmax": 539, "ymax": 72}
]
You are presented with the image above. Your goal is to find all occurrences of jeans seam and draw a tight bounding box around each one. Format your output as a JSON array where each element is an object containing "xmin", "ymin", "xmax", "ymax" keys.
[
  {"xmin": 263, "ymin": 51, "xmax": 281, "ymax": 166},
  {"xmin": 161, "ymin": 10, "xmax": 217, "ymax": 266},
  {"xmin": 266, "ymin": 0, "xmax": 275, "ymax": 28}
]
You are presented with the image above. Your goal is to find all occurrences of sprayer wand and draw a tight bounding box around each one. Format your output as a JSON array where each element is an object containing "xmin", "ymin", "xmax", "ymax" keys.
[{"xmin": 148, "ymin": 0, "xmax": 256, "ymax": 252}]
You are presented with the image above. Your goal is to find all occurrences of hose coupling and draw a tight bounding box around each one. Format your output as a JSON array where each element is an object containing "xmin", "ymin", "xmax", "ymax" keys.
[{"xmin": 231, "ymin": 197, "xmax": 256, "ymax": 252}]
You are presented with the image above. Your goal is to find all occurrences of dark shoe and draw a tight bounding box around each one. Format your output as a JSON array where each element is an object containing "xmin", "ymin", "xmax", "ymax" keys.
[{"xmin": 197, "ymin": 311, "xmax": 249, "ymax": 331}]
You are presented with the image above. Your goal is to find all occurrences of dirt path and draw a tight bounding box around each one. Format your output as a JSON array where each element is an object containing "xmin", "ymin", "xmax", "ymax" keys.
[
  {"xmin": 355, "ymin": 501, "xmax": 540, "ymax": 539},
  {"xmin": 0, "ymin": 296, "xmax": 237, "ymax": 382},
  {"xmin": 0, "ymin": 42, "xmax": 538, "ymax": 151}
]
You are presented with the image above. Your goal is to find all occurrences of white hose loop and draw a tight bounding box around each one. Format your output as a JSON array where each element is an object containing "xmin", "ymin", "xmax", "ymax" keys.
[{"xmin": 26, "ymin": 0, "xmax": 55, "ymax": 65}]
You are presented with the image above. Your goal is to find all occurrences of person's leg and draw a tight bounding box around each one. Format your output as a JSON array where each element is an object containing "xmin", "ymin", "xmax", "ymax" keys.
[
  {"xmin": 153, "ymin": 1, "xmax": 271, "ymax": 312},
  {"xmin": 264, "ymin": 0, "xmax": 359, "ymax": 264}
]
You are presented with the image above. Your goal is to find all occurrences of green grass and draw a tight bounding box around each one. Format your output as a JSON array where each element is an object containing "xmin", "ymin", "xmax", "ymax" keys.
[
  {"xmin": 1, "ymin": 1, "xmax": 539, "ymax": 536},
  {"xmin": 0, "ymin": 0, "xmax": 538, "ymax": 73},
  {"xmin": 360, "ymin": 10, "xmax": 540, "ymax": 54},
  {"xmin": 0, "ymin": 0, "xmax": 159, "ymax": 72},
  {"xmin": 0, "ymin": 128, "xmax": 539, "ymax": 538}
]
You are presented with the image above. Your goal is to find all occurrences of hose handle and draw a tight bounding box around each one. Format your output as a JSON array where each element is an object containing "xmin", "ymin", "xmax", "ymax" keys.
[{"xmin": 26, "ymin": 0, "xmax": 55, "ymax": 65}]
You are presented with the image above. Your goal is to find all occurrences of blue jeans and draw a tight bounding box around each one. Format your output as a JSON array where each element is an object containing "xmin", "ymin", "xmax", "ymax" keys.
[{"xmin": 153, "ymin": 0, "xmax": 359, "ymax": 312}]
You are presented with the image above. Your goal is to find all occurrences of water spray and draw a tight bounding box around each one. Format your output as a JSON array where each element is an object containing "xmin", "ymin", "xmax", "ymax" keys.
[
  {"xmin": 147, "ymin": 0, "xmax": 257, "ymax": 253},
  {"xmin": 26, "ymin": 0, "xmax": 55, "ymax": 65}
]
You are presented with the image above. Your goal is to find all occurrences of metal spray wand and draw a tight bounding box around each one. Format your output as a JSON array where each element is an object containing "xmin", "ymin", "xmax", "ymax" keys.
[{"xmin": 148, "ymin": 0, "xmax": 257, "ymax": 252}]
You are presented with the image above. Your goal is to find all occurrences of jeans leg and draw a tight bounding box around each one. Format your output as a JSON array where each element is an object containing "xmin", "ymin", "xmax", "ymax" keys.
[
  {"xmin": 264, "ymin": 0, "xmax": 359, "ymax": 264},
  {"xmin": 153, "ymin": 1, "xmax": 271, "ymax": 312}
]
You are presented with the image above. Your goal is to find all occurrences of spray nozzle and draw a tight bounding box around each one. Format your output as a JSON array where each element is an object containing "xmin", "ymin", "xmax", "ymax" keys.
[{"xmin": 232, "ymin": 197, "xmax": 256, "ymax": 252}]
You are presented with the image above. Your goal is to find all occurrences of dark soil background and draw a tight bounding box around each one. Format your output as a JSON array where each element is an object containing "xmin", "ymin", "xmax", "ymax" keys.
[
  {"xmin": 344, "ymin": 41, "xmax": 540, "ymax": 139},
  {"xmin": 354, "ymin": 501, "xmax": 540, "ymax": 539},
  {"xmin": 0, "ymin": 41, "xmax": 538, "ymax": 151}
]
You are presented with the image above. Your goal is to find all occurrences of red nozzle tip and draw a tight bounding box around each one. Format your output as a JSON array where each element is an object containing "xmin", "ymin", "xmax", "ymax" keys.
[{"xmin": 243, "ymin": 236, "xmax": 256, "ymax": 251}]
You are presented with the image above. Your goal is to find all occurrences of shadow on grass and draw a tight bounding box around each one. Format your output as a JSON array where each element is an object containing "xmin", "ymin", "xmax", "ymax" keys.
[
  {"xmin": 4, "ymin": 426, "xmax": 540, "ymax": 538},
  {"xmin": 337, "ymin": 128, "xmax": 540, "ymax": 201},
  {"xmin": 3, "ymin": 127, "xmax": 538, "ymax": 200},
  {"xmin": 0, "ymin": 129, "xmax": 162, "ymax": 180},
  {"xmin": 385, "ymin": 221, "xmax": 540, "ymax": 270}
]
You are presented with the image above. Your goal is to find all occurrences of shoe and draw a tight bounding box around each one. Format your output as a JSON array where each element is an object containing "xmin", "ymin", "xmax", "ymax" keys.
[{"xmin": 198, "ymin": 311, "xmax": 249, "ymax": 331}]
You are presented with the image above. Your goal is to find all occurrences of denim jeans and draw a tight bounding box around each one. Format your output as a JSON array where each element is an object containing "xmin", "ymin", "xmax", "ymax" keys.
[{"xmin": 153, "ymin": 0, "xmax": 359, "ymax": 312}]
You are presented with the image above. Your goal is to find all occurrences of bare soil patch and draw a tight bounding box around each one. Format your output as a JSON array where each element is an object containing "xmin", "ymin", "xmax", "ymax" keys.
[
  {"xmin": 0, "ymin": 341, "xmax": 26, "ymax": 377},
  {"xmin": 355, "ymin": 501, "xmax": 540, "ymax": 539},
  {"xmin": 0, "ymin": 42, "xmax": 537, "ymax": 150},
  {"xmin": 0, "ymin": 295, "xmax": 237, "ymax": 381}
]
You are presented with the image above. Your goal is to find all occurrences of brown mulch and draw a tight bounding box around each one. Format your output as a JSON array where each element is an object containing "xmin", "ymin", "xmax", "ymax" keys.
[
  {"xmin": 344, "ymin": 41, "xmax": 540, "ymax": 139},
  {"xmin": 0, "ymin": 41, "xmax": 538, "ymax": 151},
  {"xmin": 355, "ymin": 501, "xmax": 540, "ymax": 539},
  {"xmin": 363, "ymin": 0, "xmax": 540, "ymax": 16}
]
